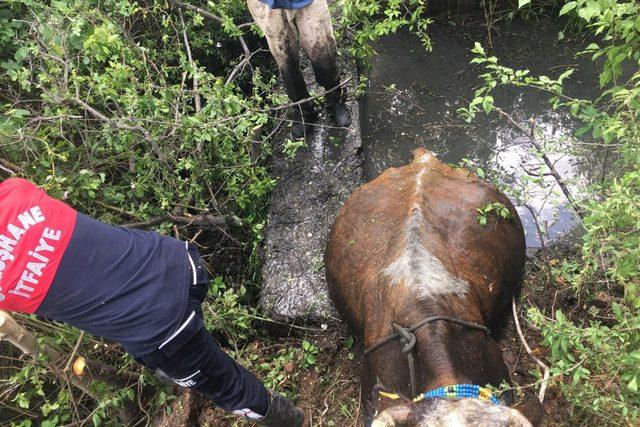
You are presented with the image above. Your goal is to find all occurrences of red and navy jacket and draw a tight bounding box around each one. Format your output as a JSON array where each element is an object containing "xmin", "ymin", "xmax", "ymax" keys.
[{"xmin": 0, "ymin": 178, "xmax": 190, "ymax": 356}]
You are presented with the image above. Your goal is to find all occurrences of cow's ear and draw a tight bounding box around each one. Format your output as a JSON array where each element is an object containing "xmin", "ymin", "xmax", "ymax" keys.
[
  {"xmin": 371, "ymin": 386, "xmax": 417, "ymax": 426},
  {"xmin": 512, "ymin": 396, "xmax": 545, "ymax": 426}
]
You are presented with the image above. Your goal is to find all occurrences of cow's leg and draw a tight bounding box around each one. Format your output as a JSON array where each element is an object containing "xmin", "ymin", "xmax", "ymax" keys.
[{"xmin": 360, "ymin": 357, "xmax": 378, "ymax": 426}]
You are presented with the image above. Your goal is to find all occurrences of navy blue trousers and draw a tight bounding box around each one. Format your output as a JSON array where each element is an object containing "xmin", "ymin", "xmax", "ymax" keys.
[{"xmin": 134, "ymin": 246, "xmax": 269, "ymax": 419}]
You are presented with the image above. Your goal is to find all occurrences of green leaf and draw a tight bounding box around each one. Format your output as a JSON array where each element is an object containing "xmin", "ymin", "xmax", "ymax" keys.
[
  {"xmin": 559, "ymin": 1, "xmax": 577, "ymax": 16},
  {"xmin": 14, "ymin": 46, "xmax": 29, "ymax": 62},
  {"xmin": 518, "ymin": 0, "xmax": 531, "ymax": 8},
  {"xmin": 577, "ymin": 0, "xmax": 601, "ymax": 21},
  {"xmin": 628, "ymin": 375, "xmax": 638, "ymax": 393},
  {"xmin": 8, "ymin": 108, "xmax": 30, "ymax": 118},
  {"xmin": 15, "ymin": 393, "xmax": 29, "ymax": 409},
  {"xmin": 472, "ymin": 42, "xmax": 485, "ymax": 56}
]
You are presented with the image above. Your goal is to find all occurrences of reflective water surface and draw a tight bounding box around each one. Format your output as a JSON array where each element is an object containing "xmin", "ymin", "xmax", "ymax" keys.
[{"xmin": 361, "ymin": 18, "xmax": 606, "ymax": 247}]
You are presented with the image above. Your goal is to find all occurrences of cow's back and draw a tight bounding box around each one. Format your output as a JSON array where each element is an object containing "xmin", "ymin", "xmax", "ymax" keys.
[{"xmin": 325, "ymin": 149, "xmax": 525, "ymax": 337}]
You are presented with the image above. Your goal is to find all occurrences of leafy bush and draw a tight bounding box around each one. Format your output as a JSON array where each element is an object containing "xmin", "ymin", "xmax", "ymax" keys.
[
  {"xmin": 1, "ymin": 0, "xmax": 275, "ymax": 228},
  {"xmin": 529, "ymin": 305, "xmax": 640, "ymax": 422},
  {"xmin": 0, "ymin": 0, "xmax": 280, "ymax": 423},
  {"xmin": 335, "ymin": 0, "xmax": 432, "ymax": 62},
  {"xmin": 461, "ymin": 0, "xmax": 640, "ymax": 423}
]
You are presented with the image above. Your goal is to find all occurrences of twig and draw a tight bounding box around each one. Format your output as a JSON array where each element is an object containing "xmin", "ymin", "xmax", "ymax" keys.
[
  {"xmin": 94, "ymin": 201, "xmax": 142, "ymax": 219},
  {"xmin": 167, "ymin": 0, "xmax": 251, "ymax": 57},
  {"xmin": 26, "ymin": 114, "xmax": 83, "ymax": 124},
  {"xmin": 226, "ymin": 48, "xmax": 265, "ymax": 85},
  {"xmin": 512, "ymin": 296, "xmax": 550, "ymax": 402},
  {"xmin": 521, "ymin": 164, "xmax": 555, "ymax": 178},
  {"xmin": 65, "ymin": 376, "xmax": 82, "ymax": 422},
  {"xmin": 178, "ymin": 9, "xmax": 201, "ymax": 113},
  {"xmin": 64, "ymin": 331, "xmax": 85, "ymax": 373},
  {"xmin": 0, "ymin": 311, "xmax": 98, "ymax": 399},
  {"xmin": 0, "ymin": 158, "xmax": 23, "ymax": 174},
  {"xmin": 71, "ymin": 85, "xmax": 168, "ymax": 165},
  {"xmin": 189, "ymin": 229, "xmax": 203, "ymax": 243},
  {"xmin": 137, "ymin": 376, "xmax": 150, "ymax": 425},
  {"xmin": 493, "ymin": 107, "xmax": 584, "ymax": 219},
  {"xmin": 523, "ymin": 203, "xmax": 546, "ymax": 249},
  {"xmin": 267, "ymin": 77, "xmax": 353, "ymax": 112},
  {"xmin": 122, "ymin": 213, "xmax": 228, "ymax": 229}
]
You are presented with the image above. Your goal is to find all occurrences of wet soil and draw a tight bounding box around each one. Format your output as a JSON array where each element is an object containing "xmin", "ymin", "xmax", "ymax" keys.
[{"xmin": 259, "ymin": 60, "xmax": 363, "ymax": 322}]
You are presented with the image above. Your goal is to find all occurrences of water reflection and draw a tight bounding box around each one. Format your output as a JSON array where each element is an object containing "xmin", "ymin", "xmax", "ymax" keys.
[{"xmin": 361, "ymin": 18, "xmax": 601, "ymax": 247}]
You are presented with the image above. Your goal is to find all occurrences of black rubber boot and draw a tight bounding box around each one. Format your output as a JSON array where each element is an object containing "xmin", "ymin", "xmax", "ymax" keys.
[
  {"xmin": 290, "ymin": 102, "xmax": 317, "ymax": 139},
  {"xmin": 326, "ymin": 89, "xmax": 351, "ymax": 128},
  {"xmin": 255, "ymin": 390, "xmax": 304, "ymax": 427}
]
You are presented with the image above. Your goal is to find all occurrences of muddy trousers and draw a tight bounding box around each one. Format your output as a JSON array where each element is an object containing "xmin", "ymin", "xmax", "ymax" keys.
[
  {"xmin": 134, "ymin": 247, "xmax": 269, "ymax": 420},
  {"xmin": 247, "ymin": 0, "xmax": 342, "ymax": 107}
]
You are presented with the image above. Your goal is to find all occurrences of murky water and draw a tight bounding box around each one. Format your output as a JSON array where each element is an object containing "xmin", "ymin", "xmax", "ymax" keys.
[{"xmin": 361, "ymin": 17, "xmax": 606, "ymax": 247}]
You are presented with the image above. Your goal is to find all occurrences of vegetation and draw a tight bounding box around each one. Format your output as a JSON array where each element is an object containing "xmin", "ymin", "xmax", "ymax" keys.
[
  {"xmin": 476, "ymin": 202, "xmax": 513, "ymax": 227},
  {"xmin": 461, "ymin": 0, "xmax": 640, "ymax": 423},
  {"xmin": 0, "ymin": 0, "xmax": 278, "ymax": 423},
  {"xmin": 0, "ymin": 0, "xmax": 429, "ymax": 425}
]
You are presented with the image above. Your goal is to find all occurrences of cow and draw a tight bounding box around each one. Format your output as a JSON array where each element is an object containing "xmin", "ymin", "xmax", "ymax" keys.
[{"xmin": 325, "ymin": 148, "xmax": 543, "ymax": 426}]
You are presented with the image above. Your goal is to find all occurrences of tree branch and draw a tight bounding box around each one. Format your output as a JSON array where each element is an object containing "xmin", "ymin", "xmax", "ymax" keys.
[
  {"xmin": 511, "ymin": 297, "xmax": 550, "ymax": 403},
  {"xmin": 71, "ymin": 84, "xmax": 168, "ymax": 165},
  {"xmin": 1, "ymin": 312, "xmax": 142, "ymax": 422},
  {"xmin": 226, "ymin": 48, "xmax": 265, "ymax": 85},
  {"xmin": 122, "ymin": 213, "xmax": 228, "ymax": 229},
  {"xmin": 64, "ymin": 331, "xmax": 85, "ymax": 373},
  {"xmin": 0, "ymin": 312, "xmax": 103, "ymax": 399},
  {"xmin": 267, "ymin": 77, "xmax": 353, "ymax": 112},
  {"xmin": 167, "ymin": 0, "xmax": 251, "ymax": 58},
  {"xmin": 0, "ymin": 159, "xmax": 22, "ymax": 176},
  {"xmin": 178, "ymin": 8, "xmax": 201, "ymax": 113},
  {"xmin": 494, "ymin": 107, "xmax": 584, "ymax": 219}
]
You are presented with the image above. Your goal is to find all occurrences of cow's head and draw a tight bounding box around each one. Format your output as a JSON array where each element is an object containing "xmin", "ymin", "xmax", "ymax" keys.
[{"xmin": 371, "ymin": 387, "xmax": 543, "ymax": 427}]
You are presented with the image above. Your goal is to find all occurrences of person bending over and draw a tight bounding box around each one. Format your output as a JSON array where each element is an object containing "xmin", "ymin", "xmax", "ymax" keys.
[
  {"xmin": 247, "ymin": 0, "xmax": 351, "ymax": 138},
  {"xmin": 0, "ymin": 178, "xmax": 304, "ymax": 426}
]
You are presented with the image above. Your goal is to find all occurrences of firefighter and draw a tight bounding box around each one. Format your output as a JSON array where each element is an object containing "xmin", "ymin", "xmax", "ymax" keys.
[{"xmin": 0, "ymin": 177, "xmax": 304, "ymax": 426}]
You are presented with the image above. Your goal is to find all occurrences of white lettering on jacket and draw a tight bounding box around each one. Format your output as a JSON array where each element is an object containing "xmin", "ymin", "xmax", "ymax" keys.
[
  {"xmin": 8, "ymin": 227, "xmax": 63, "ymax": 300},
  {"xmin": 0, "ymin": 207, "xmax": 45, "ymax": 286}
]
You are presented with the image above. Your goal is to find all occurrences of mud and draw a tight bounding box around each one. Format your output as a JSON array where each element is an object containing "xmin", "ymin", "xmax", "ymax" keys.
[{"xmin": 259, "ymin": 61, "xmax": 363, "ymax": 322}]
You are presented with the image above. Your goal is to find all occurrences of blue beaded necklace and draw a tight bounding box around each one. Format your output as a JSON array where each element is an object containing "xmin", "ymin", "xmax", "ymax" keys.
[{"xmin": 413, "ymin": 384, "xmax": 501, "ymax": 405}]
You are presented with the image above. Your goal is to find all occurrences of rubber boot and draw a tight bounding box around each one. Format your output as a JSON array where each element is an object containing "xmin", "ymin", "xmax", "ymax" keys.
[
  {"xmin": 326, "ymin": 88, "xmax": 351, "ymax": 128},
  {"xmin": 255, "ymin": 390, "xmax": 305, "ymax": 427},
  {"xmin": 291, "ymin": 101, "xmax": 317, "ymax": 139}
]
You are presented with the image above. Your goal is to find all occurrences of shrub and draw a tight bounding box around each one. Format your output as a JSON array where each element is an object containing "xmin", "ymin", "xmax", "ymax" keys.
[{"xmin": 461, "ymin": 1, "xmax": 640, "ymax": 423}]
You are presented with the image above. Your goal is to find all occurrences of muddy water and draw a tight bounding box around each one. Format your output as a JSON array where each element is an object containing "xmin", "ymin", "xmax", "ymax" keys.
[{"xmin": 361, "ymin": 17, "xmax": 605, "ymax": 247}]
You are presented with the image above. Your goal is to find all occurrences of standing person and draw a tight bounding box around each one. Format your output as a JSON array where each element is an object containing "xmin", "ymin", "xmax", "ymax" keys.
[
  {"xmin": 247, "ymin": 0, "xmax": 351, "ymax": 138},
  {"xmin": 0, "ymin": 177, "xmax": 304, "ymax": 427}
]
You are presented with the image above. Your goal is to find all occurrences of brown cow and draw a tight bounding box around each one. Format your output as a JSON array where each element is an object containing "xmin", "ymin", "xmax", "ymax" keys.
[{"xmin": 325, "ymin": 148, "xmax": 543, "ymax": 426}]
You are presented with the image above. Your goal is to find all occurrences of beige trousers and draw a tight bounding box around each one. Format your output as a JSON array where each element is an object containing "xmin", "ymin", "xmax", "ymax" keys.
[{"xmin": 247, "ymin": 0, "xmax": 341, "ymax": 107}]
